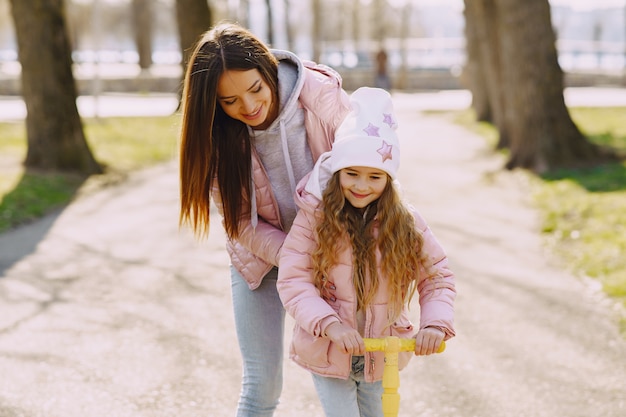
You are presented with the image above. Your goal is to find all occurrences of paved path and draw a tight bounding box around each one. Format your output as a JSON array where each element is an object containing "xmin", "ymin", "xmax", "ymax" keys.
[{"xmin": 1, "ymin": 94, "xmax": 625, "ymax": 416}]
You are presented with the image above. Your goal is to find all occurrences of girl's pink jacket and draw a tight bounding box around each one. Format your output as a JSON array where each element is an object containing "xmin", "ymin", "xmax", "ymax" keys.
[{"xmin": 277, "ymin": 155, "xmax": 456, "ymax": 382}]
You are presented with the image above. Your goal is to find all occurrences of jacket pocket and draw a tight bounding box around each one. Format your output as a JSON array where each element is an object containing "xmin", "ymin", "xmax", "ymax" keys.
[
  {"xmin": 292, "ymin": 325, "xmax": 332, "ymax": 367},
  {"xmin": 390, "ymin": 312, "xmax": 415, "ymax": 338}
]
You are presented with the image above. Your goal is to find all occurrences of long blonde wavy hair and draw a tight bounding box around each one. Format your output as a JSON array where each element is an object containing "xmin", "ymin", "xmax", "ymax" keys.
[{"xmin": 313, "ymin": 172, "xmax": 427, "ymax": 324}]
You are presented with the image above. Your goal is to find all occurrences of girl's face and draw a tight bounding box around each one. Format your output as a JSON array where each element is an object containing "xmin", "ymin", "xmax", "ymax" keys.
[
  {"xmin": 339, "ymin": 167, "xmax": 388, "ymax": 209},
  {"xmin": 217, "ymin": 69, "xmax": 277, "ymax": 130}
]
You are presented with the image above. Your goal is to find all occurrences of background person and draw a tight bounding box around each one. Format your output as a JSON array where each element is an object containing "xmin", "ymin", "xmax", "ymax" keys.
[{"xmin": 374, "ymin": 49, "xmax": 392, "ymax": 91}]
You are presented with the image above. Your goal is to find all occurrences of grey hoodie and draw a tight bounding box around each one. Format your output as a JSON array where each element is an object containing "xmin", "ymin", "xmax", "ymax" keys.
[{"xmin": 248, "ymin": 50, "xmax": 314, "ymax": 233}]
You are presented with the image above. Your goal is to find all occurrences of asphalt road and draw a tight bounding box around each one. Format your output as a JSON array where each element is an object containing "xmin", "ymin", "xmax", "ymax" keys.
[{"xmin": 0, "ymin": 94, "xmax": 625, "ymax": 416}]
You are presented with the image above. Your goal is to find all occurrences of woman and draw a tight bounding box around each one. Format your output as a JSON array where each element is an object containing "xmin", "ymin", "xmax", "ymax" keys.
[{"xmin": 178, "ymin": 22, "xmax": 350, "ymax": 416}]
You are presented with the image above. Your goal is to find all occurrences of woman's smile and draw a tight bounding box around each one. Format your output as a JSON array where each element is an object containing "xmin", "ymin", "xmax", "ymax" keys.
[{"xmin": 243, "ymin": 106, "xmax": 263, "ymax": 120}]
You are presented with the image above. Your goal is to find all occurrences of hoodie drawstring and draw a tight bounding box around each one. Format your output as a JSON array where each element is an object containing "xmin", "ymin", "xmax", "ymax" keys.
[
  {"xmin": 250, "ymin": 175, "xmax": 258, "ymax": 230},
  {"xmin": 247, "ymin": 128, "xmax": 259, "ymax": 230},
  {"xmin": 280, "ymin": 120, "xmax": 297, "ymax": 194}
]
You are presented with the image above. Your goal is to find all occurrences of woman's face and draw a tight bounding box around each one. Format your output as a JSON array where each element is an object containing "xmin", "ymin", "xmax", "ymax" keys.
[
  {"xmin": 339, "ymin": 167, "xmax": 388, "ymax": 209},
  {"xmin": 217, "ymin": 69, "xmax": 277, "ymax": 130}
]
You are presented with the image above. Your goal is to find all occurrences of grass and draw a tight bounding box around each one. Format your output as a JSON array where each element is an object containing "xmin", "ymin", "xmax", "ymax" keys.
[
  {"xmin": 0, "ymin": 173, "xmax": 86, "ymax": 231},
  {"xmin": 83, "ymin": 115, "xmax": 180, "ymax": 172},
  {"xmin": 452, "ymin": 107, "xmax": 626, "ymax": 328},
  {"xmin": 0, "ymin": 115, "xmax": 180, "ymax": 232}
]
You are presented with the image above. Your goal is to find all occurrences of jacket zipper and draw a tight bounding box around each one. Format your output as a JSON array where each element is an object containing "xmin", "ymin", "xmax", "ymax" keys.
[{"xmin": 366, "ymin": 305, "xmax": 375, "ymax": 377}]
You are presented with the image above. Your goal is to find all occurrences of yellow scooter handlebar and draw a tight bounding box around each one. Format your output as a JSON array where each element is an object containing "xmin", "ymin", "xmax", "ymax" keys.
[{"xmin": 364, "ymin": 337, "xmax": 446, "ymax": 353}]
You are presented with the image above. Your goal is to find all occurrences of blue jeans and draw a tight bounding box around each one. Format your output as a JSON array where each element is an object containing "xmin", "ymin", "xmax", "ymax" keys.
[
  {"xmin": 231, "ymin": 266, "xmax": 285, "ymax": 417},
  {"xmin": 312, "ymin": 356, "xmax": 383, "ymax": 417}
]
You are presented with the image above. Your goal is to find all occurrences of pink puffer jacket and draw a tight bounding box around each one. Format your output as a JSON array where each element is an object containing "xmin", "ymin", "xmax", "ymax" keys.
[
  {"xmin": 218, "ymin": 60, "xmax": 351, "ymax": 290},
  {"xmin": 277, "ymin": 166, "xmax": 456, "ymax": 382}
]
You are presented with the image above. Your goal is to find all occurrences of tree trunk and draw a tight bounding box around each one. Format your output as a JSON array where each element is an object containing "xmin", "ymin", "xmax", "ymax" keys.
[
  {"xmin": 496, "ymin": 0, "xmax": 607, "ymax": 172},
  {"xmin": 373, "ymin": 0, "xmax": 385, "ymax": 44},
  {"xmin": 175, "ymin": 0, "xmax": 212, "ymax": 73},
  {"xmin": 462, "ymin": 0, "xmax": 491, "ymax": 122},
  {"xmin": 396, "ymin": 2, "xmax": 412, "ymax": 90},
  {"xmin": 311, "ymin": 0, "xmax": 322, "ymax": 63},
  {"xmin": 174, "ymin": 0, "xmax": 211, "ymax": 107},
  {"xmin": 465, "ymin": 0, "xmax": 513, "ymax": 149},
  {"xmin": 9, "ymin": 0, "xmax": 101, "ymax": 174},
  {"xmin": 238, "ymin": 0, "xmax": 250, "ymax": 29},
  {"xmin": 284, "ymin": 0, "xmax": 294, "ymax": 51},
  {"xmin": 132, "ymin": 0, "xmax": 153, "ymax": 70},
  {"xmin": 265, "ymin": 0, "xmax": 274, "ymax": 46}
]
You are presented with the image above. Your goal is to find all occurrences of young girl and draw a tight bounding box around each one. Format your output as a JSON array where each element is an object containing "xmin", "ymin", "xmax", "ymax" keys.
[
  {"xmin": 178, "ymin": 22, "xmax": 350, "ymax": 416},
  {"xmin": 277, "ymin": 87, "xmax": 456, "ymax": 417}
]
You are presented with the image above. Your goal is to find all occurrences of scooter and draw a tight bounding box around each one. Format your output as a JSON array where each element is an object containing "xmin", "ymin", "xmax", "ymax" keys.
[{"xmin": 364, "ymin": 336, "xmax": 446, "ymax": 417}]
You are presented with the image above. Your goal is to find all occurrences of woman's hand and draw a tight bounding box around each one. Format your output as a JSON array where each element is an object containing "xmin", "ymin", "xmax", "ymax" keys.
[
  {"xmin": 414, "ymin": 327, "xmax": 445, "ymax": 356},
  {"xmin": 324, "ymin": 322, "xmax": 365, "ymax": 355},
  {"xmin": 320, "ymin": 279, "xmax": 337, "ymax": 302}
]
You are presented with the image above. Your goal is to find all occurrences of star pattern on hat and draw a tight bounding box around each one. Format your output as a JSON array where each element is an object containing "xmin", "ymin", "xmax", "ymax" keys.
[
  {"xmin": 383, "ymin": 113, "xmax": 396, "ymax": 128},
  {"xmin": 377, "ymin": 140, "xmax": 393, "ymax": 163},
  {"xmin": 363, "ymin": 123, "xmax": 380, "ymax": 137}
]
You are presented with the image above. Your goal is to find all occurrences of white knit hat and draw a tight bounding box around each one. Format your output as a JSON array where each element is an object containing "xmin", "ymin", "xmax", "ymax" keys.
[{"xmin": 330, "ymin": 87, "xmax": 400, "ymax": 179}]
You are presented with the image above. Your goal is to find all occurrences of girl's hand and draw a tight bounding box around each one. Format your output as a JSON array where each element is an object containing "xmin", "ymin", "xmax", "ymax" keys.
[
  {"xmin": 414, "ymin": 327, "xmax": 445, "ymax": 356},
  {"xmin": 324, "ymin": 322, "xmax": 365, "ymax": 355}
]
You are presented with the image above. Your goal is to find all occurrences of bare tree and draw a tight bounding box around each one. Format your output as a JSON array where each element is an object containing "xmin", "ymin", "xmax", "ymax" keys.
[
  {"xmin": 395, "ymin": 1, "xmax": 412, "ymax": 89},
  {"xmin": 463, "ymin": 0, "xmax": 509, "ymax": 148},
  {"xmin": 352, "ymin": 0, "xmax": 360, "ymax": 48},
  {"xmin": 175, "ymin": 0, "xmax": 212, "ymax": 74},
  {"xmin": 238, "ymin": 0, "xmax": 250, "ymax": 28},
  {"xmin": 265, "ymin": 0, "xmax": 274, "ymax": 45},
  {"xmin": 464, "ymin": 0, "xmax": 615, "ymax": 172},
  {"xmin": 373, "ymin": 0, "xmax": 385, "ymax": 44},
  {"xmin": 311, "ymin": 0, "xmax": 322, "ymax": 63},
  {"xmin": 283, "ymin": 0, "xmax": 295, "ymax": 51},
  {"xmin": 132, "ymin": 0, "xmax": 153, "ymax": 70},
  {"xmin": 9, "ymin": 0, "xmax": 101, "ymax": 174},
  {"xmin": 463, "ymin": 0, "xmax": 491, "ymax": 123}
]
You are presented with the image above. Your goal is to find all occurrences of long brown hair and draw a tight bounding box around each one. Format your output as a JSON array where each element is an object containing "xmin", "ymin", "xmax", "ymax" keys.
[
  {"xmin": 179, "ymin": 22, "xmax": 279, "ymax": 239},
  {"xmin": 313, "ymin": 173, "xmax": 427, "ymax": 324}
]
